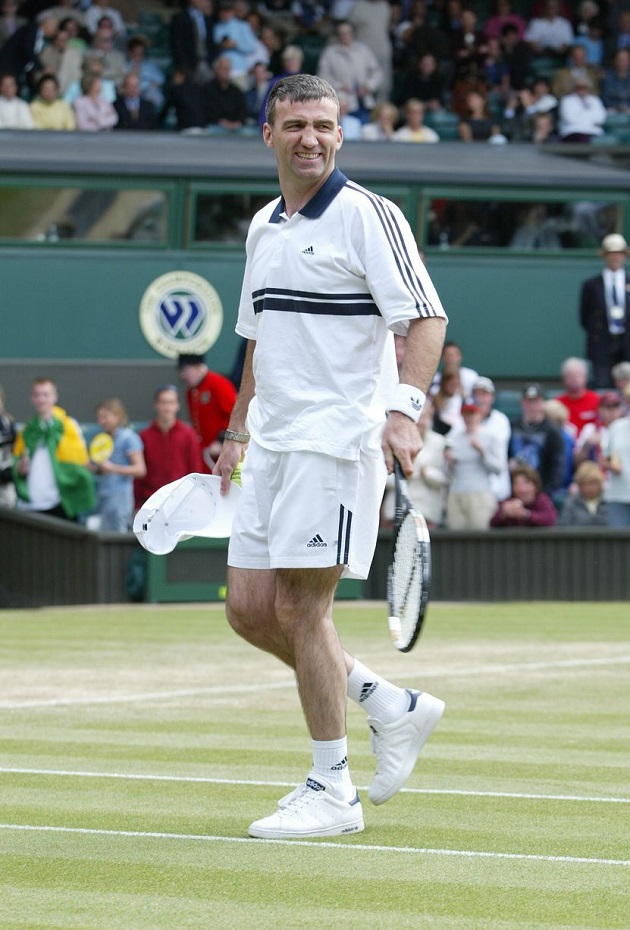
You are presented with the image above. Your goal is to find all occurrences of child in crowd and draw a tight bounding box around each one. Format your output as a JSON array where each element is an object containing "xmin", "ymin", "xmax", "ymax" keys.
[
  {"xmin": 91, "ymin": 397, "xmax": 146, "ymax": 532},
  {"xmin": 558, "ymin": 461, "xmax": 609, "ymax": 526}
]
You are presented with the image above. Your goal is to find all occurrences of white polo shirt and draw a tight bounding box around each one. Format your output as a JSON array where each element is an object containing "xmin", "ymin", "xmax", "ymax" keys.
[{"xmin": 236, "ymin": 168, "xmax": 447, "ymax": 460}]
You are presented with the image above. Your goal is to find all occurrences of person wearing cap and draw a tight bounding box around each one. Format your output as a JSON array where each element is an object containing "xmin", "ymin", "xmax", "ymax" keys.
[
  {"xmin": 555, "ymin": 356, "xmax": 600, "ymax": 437},
  {"xmin": 580, "ymin": 233, "xmax": 630, "ymax": 388},
  {"xmin": 448, "ymin": 375, "xmax": 511, "ymax": 502},
  {"xmin": 557, "ymin": 73, "xmax": 606, "ymax": 141},
  {"xmin": 177, "ymin": 354, "xmax": 237, "ymax": 472},
  {"xmin": 508, "ymin": 383, "xmax": 566, "ymax": 498},
  {"xmin": 444, "ymin": 401, "xmax": 503, "ymax": 530}
]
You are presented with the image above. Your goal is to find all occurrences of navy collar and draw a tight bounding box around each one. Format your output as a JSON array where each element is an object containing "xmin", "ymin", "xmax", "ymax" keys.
[{"xmin": 269, "ymin": 168, "xmax": 348, "ymax": 223}]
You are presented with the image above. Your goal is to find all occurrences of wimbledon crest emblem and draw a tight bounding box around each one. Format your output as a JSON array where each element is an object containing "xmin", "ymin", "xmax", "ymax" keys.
[{"xmin": 139, "ymin": 271, "xmax": 224, "ymax": 359}]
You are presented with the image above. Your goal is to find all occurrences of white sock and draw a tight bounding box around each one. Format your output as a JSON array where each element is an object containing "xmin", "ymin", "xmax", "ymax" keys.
[
  {"xmin": 347, "ymin": 659, "xmax": 411, "ymax": 724},
  {"xmin": 311, "ymin": 737, "xmax": 354, "ymax": 799}
]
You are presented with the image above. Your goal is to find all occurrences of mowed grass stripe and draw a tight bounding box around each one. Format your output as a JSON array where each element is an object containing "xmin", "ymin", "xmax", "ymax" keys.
[
  {"xmin": 1, "ymin": 603, "xmax": 629, "ymax": 930},
  {"xmin": 1, "ymin": 767, "xmax": 629, "ymax": 804},
  {"xmin": 1, "ymin": 822, "xmax": 630, "ymax": 866}
]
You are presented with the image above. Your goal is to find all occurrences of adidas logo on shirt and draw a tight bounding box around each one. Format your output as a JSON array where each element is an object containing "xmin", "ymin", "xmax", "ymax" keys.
[
  {"xmin": 301, "ymin": 245, "xmax": 314, "ymax": 254},
  {"xmin": 307, "ymin": 534, "xmax": 327, "ymax": 548}
]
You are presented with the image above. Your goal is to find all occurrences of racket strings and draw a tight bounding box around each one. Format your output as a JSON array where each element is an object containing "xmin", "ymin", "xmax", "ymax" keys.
[{"xmin": 390, "ymin": 513, "xmax": 425, "ymax": 633}]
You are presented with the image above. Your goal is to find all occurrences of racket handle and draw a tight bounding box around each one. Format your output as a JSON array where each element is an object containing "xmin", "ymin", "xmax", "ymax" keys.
[{"xmin": 388, "ymin": 615, "xmax": 403, "ymax": 645}]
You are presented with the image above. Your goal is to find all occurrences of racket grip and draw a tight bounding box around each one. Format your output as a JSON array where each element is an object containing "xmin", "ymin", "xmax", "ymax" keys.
[{"xmin": 388, "ymin": 615, "xmax": 403, "ymax": 645}]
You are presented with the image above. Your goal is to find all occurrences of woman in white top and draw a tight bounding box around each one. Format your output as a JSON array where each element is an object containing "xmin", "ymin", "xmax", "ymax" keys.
[
  {"xmin": 361, "ymin": 101, "xmax": 399, "ymax": 140},
  {"xmin": 0, "ymin": 73, "xmax": 34, "ymax": 129}
]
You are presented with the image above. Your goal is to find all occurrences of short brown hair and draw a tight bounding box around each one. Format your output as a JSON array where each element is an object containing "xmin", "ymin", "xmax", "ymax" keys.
[
  {"xmin": 265, "ymin": 73, "xmax": 339, "ymax": 126},
  {"xmin": 511, "ymin": 465, "xmax": 542, "ymax": 493}
]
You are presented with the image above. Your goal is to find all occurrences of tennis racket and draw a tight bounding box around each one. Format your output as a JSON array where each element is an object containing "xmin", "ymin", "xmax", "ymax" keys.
[
  {"xmin": 89, "ymin": 432, "xmax": 114, "ymax": 464},
  {"xmin": 386, "ymin": 459, "xmax": 432, "ymax": 652}
]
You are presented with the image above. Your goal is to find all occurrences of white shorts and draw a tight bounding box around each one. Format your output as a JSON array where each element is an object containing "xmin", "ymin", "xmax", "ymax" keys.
[{"xmin": 228, "ymin": 441, "xmax": 387, "ymax": 579}]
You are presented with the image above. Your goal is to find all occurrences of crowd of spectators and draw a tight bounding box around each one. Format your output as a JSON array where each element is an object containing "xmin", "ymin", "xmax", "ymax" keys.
[
  {"xmin": 3, "ymin": 347, "xmax": 630, "ymax": 533},
  {"xmin": 381, "ymin": 344, "xmax": 630, "ymax": 531},
  {"xmin": 0, "ymin": 352, "xmax": 238, "ymax": 532},
  {"xmin": 0, "ymin": 0, "xmax": 629, "ymax": 139}
]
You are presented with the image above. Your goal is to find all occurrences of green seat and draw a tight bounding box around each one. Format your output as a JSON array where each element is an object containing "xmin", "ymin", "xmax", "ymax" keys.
[
  {"xmin": 434, "ymin": 124, "xmax": 461, "ymax": 141},
  {"xmin": 592, "ymin": 132, "xmax": 621, "ymax": 145},
  {"xmin": 527, "ymin": 56, "xmax": 559, "ymax": 81},
  {"xmin": 604, "ymin": 112, "xmax": 630, "ymax": 130},
  {"xmin": 495, "ymin": 390, "xmax": 522, "ymax": 421},
  {"xmin": 424, "ymin": 109, "xmax": 461, "ymax": 141}
]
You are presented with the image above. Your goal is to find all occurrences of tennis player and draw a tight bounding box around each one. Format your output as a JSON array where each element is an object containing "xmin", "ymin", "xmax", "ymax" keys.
[{"xmin": 214, "ymin": 74, "xmax": 448, "ymax": 839}]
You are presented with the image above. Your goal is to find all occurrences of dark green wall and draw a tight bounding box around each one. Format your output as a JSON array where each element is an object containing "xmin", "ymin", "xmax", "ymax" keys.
[{"xmin": 1, "ymin": 242, "xmax": 606, "ymax": 422}]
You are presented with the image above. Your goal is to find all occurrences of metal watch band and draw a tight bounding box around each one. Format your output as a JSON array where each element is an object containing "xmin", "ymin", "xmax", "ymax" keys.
[{"xmin": 224, "ymin": 429, "xmax": 251, "ymax": 443}]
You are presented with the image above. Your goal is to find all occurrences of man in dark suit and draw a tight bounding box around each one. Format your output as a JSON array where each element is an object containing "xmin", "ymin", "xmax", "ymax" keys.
[
  {"xmin": 0, "ymin": 10, "xmax": 58, "ymax": 93},
  {"xmin": 113, "ymin": 72, "xmax": 157, "ymax": 130},
  {"xmin": 203, "ymin": 54, "xmax": 247, "ymax": 129},
  {"xmin": 170, "ymin": 0, "xmax": 216, "ymax": 84},
  {"xmin": 580, "ymin": 233, "xmax": 630, "ymax": 388}
]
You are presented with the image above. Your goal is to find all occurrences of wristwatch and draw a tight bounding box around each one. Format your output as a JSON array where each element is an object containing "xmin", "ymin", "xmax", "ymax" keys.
[{"xmin": 224, "ymin": 429, "xmax": 250, "ymax": 443}]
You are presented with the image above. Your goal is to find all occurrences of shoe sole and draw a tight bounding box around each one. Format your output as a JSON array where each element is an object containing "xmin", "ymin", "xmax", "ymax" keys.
[
  {"xmin": 369, "ymin": 692, "xmax": 445, "ymax": 806},
  {"xmin": 248, "ymin": 817, "xmax": 365, "ymax": 839}
]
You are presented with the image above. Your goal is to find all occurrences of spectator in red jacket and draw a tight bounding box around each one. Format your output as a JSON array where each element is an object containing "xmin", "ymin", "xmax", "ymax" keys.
[
  {"xmin": 177, "ymin": 353, "xmax": 237, "ymax": 471},
  {"xmin": 490, "ymin": 464, "xmax": 557, "ymax": 526},
  {"xmin": 555, "ymin": 356, "xmax": 600, "ymax": 437},
  {"xmin": 134, "ymin": 384, "xmax": 204, "ymax": 509}
]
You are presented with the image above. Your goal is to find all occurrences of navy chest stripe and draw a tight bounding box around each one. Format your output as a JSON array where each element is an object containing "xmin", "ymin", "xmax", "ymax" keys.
[{"xmin": 254, "ymin": 293, "xmax": 381, "ymax": 316}]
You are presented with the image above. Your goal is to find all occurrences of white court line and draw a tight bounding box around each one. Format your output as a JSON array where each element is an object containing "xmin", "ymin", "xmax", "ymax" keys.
[
  {"xmin": 0, "ymin": 823, "xmax": 628, "ymax": 866},
  {"xmin": 1, "ymin": 767, "xmax": 628, "ymax": 805},
  {"xmin": 0, "ymin": 680, "xmax": 295, "ymax": 709},
  {"xmin": 2, "ymin": 655, "xmax": 629, "ymax": 709}
]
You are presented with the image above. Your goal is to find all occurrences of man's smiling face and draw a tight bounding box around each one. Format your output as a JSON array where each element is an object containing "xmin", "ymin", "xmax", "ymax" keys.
[{"xmin": 263, "ymin": 96, "xmax": 342, "ymax": 199}]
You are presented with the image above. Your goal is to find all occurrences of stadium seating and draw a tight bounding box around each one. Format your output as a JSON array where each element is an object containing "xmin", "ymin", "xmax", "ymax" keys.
[{"xmin": 424, "ymin": 109, "xmax": 461, "ymax": 141}]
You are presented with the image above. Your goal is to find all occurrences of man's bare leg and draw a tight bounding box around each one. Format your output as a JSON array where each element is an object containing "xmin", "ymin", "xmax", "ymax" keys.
[
  {"xmin": 226, "ymin": 565, "xmax": 443, "ymax": 817},
  {"xmin": 274, "ymin": 566, "xmax": 346, "ymax": 741}
]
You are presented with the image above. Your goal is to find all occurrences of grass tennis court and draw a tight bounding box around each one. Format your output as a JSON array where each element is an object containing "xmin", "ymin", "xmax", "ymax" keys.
[{"xmin": 0, "ymin": 601, "xmax": 628, "ymax": 930}]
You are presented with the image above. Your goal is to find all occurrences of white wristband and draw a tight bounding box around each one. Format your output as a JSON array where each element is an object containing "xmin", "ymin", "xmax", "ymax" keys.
[{"xmin": 386, "ymin": 383, "xmax": 426, "ymax": 423}]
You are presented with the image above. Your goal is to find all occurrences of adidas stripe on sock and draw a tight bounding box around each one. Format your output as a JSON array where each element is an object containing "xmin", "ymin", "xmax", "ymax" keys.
[
  {"xmin": 311, "ymin": 737, "xmax": 354, "ymax": 798},
  {"xmin": 347, "ymin": 659, "xmax": 410, "ymax": 724}
]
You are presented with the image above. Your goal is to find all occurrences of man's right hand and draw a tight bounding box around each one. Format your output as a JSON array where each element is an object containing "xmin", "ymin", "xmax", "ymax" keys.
[{"xmin": 213, "ymin": 440, "xmax": 246, "ymax": 494}]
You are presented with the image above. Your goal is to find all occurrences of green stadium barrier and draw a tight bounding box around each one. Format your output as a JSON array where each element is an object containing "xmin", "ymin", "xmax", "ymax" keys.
[{"xmin": 145, "ymin": 537, "xmax": 363, "ymax": 602}]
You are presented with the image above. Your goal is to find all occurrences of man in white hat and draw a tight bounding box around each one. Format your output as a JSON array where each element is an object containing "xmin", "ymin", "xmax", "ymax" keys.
[{"xmin": 579, "ymin": 233, "xmax": 630, "ymax": 388}]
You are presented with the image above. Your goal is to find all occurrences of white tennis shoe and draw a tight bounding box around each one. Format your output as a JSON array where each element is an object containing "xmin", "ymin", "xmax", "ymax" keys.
[
  {"xmin": 249, "ymin": 774, "xmax": 364, "ymax": 839},
  {"xmin": 368, "ymin": 689, "xmax": 445, "ymax": 805}
]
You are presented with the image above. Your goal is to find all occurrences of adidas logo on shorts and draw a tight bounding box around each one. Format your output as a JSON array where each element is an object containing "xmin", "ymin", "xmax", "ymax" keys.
[{"xmin": 307, "ymin": 534, "xmax": 327, "ymax": 548}]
